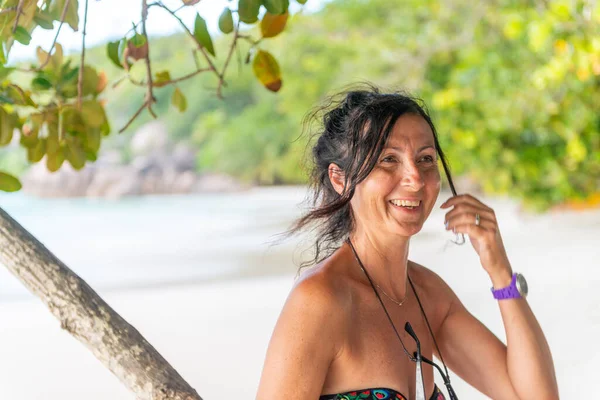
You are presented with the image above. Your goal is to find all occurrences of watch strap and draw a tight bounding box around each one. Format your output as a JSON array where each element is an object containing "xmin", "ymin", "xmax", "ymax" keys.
[{"xmin": 491, "ymin": 273, "xmax": 521, "ymax": 300}]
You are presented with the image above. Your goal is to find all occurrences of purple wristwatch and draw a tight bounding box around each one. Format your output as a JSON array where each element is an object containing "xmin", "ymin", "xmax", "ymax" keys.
[{"xmin": 491, "ymin": 273, "xmax": 528, "ymax": 300}]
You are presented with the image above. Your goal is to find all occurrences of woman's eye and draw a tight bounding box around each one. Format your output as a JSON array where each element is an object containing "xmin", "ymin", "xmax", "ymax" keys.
[
  {"xmin": 381, "ymin": 156, "xmax": 397, "ymax": 163},
  {"xmin": 420, "ymin": 155, "xmax": 435, "ymax": 163}
]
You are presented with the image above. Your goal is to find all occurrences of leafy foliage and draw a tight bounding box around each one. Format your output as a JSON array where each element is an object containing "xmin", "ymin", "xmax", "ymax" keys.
[{"xmin": 0, "ymin": 0, "xmax": 300, "ymax": 192}]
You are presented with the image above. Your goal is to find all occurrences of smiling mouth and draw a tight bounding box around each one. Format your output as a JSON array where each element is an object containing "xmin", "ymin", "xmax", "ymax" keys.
[{"xmin": 389, "ymin": 199, "xmax": 421, "ymax": 210}]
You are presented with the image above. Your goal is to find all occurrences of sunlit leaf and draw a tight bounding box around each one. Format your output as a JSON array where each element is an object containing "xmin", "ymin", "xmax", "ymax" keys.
[
  {"xmin": 46, "ymin": 148, "xmax": 65, "ymax": 172},
  {"xmin": 296, "ymin": 0, "xmax": 307, "ymax": 4},
  {"xmin": 81, "ymin": 101, "xmax": 107, "ymax": 128},
  {"xmin": 81, "ymin": 66, "xmax": 100, "ymax": 96},
  {"xmin": 238, "ymin": 0, "xmax": 261, "ymax": 24},
  {"xmin": 66, "ymin": 137, "xmax": 86, "ymax": 170},
  {"xmin": 171, "ymin": 87, "xmax": 187, "ymax": 112},
  {"xmin": 182, "ymin": 0, "xmax": 201, "ymax": 5},
  {"xmin": 85, "ymin": 128, "xmax": 101, "ymax": 153},
  {"xmin": 261, "ymin": 11, "xmax": 288, "ymax": 38},
  {"xmin": 252, "ymin": 50, "xmax": 282, "ymax": 92},
  {"xmin": 27, "ymin": 138, "xmax": 46, "ymax": 163},
  {"xmin": 0, "ymin": 66, "xmax": 13, "ymax": 81},
  {"xmin": 154, "ymin": 70, "xmax": 172, "ymax": 87},
  {"xmin": 36, "ymin": 44, "xmax": 63, "ymax": 72},
  {"xmin": 0, "ymin": 42, "xmax": 6, "ymax": 65},
  {"xmin": 194, "ymin": 14, "xmax": 215, "ymax": 57},
  {"xmin": 51, "ymin": 0, "xmax": 79, "ymax": 31},
  {"xmin": 0, "ymin": 171, "xmax": 21, "ymax": 192},
  {"xmin": 0, "ymin": 107, "xmax": 16, "ymax": 145},
  {"xmin": 219, "ymin": 8, "xmax": 234, "ymax": 34}
]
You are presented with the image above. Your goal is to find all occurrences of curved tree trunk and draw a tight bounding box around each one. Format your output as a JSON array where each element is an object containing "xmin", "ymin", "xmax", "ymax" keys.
[{"xmin": 0, "ymin": 206, "xmax": 203, "ymax": 400}]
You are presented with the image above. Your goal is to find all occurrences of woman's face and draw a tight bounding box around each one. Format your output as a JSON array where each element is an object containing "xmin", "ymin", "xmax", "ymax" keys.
[{"xmin": 351, "ymin": 113, "xmax": 441, "ymax": 238}]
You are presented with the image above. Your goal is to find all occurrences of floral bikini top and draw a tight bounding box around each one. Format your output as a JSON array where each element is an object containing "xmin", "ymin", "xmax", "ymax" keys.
[{"xmin": 319, "ymin": 384, "xmax": 446, "ymax": 400}]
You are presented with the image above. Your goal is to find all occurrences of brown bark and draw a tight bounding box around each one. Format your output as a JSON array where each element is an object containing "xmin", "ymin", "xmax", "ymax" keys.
[{"xmin": 0, "ymin": 206, "xmax": 203, "ymax": 400}]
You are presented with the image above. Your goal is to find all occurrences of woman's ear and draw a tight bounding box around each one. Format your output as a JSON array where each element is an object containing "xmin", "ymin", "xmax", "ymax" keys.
[{"xmin": 328, "ymin": 163, "xmax": 345, "ymax": 195}]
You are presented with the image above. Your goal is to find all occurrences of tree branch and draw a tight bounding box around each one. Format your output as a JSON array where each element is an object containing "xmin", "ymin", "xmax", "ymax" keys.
[
  {"xmin": 77, "ymin": 0, "xmax": 90, "ymax": 110},
  {"xmin": 36, "ymin": 0, "xmax": 71, "ymax": 71},
  {"xmin": 127, "ymin": 67, "xmax": 211, "ymax": 88},
  {"xmin": 0, "ymin": 7, "xmax": 16, "ymax": 16},
  {"xmin": 118, "ymin": 100, "xmax": 147, "ymax": 133},
  {"xmin": 216, "ymin": 21, "xmax": 241, "ymax": 98},
  {"xmin": 12, "ymin": 0, "xmax": 25, "ymax": 33},
  {"xmin": 0, "ymin": 207, "xmax": 203, "ymax": 400},
  {"xmin": 151, "ymin": 1, "xmax": 222, "ymax": 96},
  {"xmin": 142, "ymin": 0, "xmax": 156, "ymax": 116}
]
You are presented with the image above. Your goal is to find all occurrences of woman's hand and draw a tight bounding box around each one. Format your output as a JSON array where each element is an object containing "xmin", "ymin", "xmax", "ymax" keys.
[{"xmin": 441, "ymin": 194, "xmax": 512, "ymax": 286}]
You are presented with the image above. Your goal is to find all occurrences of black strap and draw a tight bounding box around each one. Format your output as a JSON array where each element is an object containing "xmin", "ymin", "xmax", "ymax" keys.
[
  {"xmin": 408, "ymin": 274, "xmax": 453, "ymax": 386},
  {"xmin": 346, "ymin": 238, "xmax": 455, "ymax": 395}
]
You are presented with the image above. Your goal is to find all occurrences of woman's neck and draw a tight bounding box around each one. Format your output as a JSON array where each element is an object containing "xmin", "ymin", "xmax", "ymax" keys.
[{"xmin": 348, "ymin": 228, "xmax": 411, "ymax": 300}]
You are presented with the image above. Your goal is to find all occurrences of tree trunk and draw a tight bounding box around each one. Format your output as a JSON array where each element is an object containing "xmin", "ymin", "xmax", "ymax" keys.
[{"xmin": 0, "ymin": 206, "xmax": 203, "ymax": 400}]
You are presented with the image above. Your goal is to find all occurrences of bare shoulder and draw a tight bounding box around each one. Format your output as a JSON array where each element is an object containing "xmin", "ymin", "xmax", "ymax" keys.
[
  {"xmin": 408, "ymin": 261, "xmax": 461, "ymax": 325},
  {"xmin": 292, "ymin": 259, "xmax": 352, "ymax": 327},
  {"xmin": 256, "ymin": 255, "xmax": 351, "ymax": 398}
]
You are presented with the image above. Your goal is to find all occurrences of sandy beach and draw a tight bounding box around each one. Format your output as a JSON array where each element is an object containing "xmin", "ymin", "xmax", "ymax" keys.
[{"xmin": 0, "ymin": 188, "xmax": 598, "ymax": 399}]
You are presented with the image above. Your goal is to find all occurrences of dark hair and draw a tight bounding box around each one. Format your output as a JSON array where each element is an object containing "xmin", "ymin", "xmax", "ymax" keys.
[{"xmin": 291, "ymin": 83, "xmax": 458, "ymax": 267}]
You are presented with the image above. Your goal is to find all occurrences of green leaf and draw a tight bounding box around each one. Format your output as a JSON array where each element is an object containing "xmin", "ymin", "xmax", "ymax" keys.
[
  {"xmin": 31, "ymin": 76, "xmax": 53, "ymax": 91},
  {"xmin": 34, "ymin": 11, "xmax": 55, "ymax": 30},
  {"xmin": 106, "ymin": 41, "xmax": 123, "ymax": 69},
  {"xmin": 80, "ymin": 101, "xmax": 107, "ymax": 128},
  {"xmin": 13, "ymin": 27, "xmax": 32, "ymax": 45},
  {"xmin": 171, "ymin": 87, "xmax": 187, "ymax": 112},
  {"xmin": 0, "ymin": 65, "xmax": 14, "ymax": 81},
  {"xmin": 51, "ymin": 0, "xmax": 79, "ymax": 31},
  {"xmin": 194, "ymin": 14, "xmax": 215, "ymax": 57},
  {"xmin": 262, "ymin": 0, "xmax": 288, "ymax": 15},
  {"xmin": 66, "ymin": 138, "xmax": 86, "ymax": 170},
  {"xmin": 85, "ymin": 128, "xmax": 101, "ymax": 153},
  {"xmin": 0, "ymin": 43, "xmax": 6, "ymax": 65},
  {"xmin": 0, "ymin": 108, "xmax": 16, "ymax": 145},
  {"xmin": 46, "ymin": 148, "xmax": 65, "ymax": 172},
  {"xmin": 238, "ymin": 0, "xmax": 261, "ymax": 24},
  {"xmin": 252, "ymin": 50, "xmax": 282, "ymax": 92},
  {"xmin": 81, "ymin": 66, "xmax": 100, "ymax": 96},
  {"xmin": 62, "ymin": 65, "xmax": 79, "ymax": 84},
  {"xmin": 296, "ymin": 0, "xmax": 307, "ymax": 4},
  {"xmin": 218, "ymin": 8, "xmax": 234, "ymax": 34},
  {"xmin": 118, "ymin": 38, "xmax": 132, "ymax": 69},
  {"xmin": 130, "ymin": 32, "xmax": 146, "ymax": 48},
  {"xmin": 154, "ymin": 70, "xmax": 172, "ymax": 87},
  {"xmin": 0, "ymin": 171, "xmax": 21, "ymax": 192},
  {"xmin": 27, "ymin": 138, "xmax": 46, "ymax": 163}
]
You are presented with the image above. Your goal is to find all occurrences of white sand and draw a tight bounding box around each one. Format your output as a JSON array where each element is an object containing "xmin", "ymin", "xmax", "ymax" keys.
[{"xmin": 1, "ymin": 196, "xmax": 599, "ymax": 399}]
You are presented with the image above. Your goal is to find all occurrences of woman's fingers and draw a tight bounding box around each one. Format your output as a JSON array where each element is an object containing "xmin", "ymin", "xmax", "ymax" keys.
[
  {"xmin": 445, "ymin": 211, "xmax": 495, "ymax": 232},
  {"xmin": 441, "ymin": 193, "xmax": 493, "ymax": 213},
  {"xmin": 443, "ymin": 204, "xmax": 496, "ymax": 227}
]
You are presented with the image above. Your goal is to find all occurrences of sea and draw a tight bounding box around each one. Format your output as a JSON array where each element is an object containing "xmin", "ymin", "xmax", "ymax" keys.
[{"xmin": 0, "ymin": 186, "xmax": 310, "ymax": 302}]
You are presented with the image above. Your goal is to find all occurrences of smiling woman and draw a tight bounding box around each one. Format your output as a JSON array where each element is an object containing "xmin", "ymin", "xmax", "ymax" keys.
[{"xmin": 256, "ymin": 84, "xmax": 558, "ymax": 400}]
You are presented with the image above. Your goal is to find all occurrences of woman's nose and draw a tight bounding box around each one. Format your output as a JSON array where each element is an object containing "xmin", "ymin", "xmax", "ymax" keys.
[{"xmin": 401, "ymin": 162, "xmax": 425, "ymax": 191}]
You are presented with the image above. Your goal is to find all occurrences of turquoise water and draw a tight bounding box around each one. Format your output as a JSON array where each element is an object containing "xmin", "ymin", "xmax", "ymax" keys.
[{"xmin": 0, "ymin": 187, "xmax": 308, "ymax": 301}]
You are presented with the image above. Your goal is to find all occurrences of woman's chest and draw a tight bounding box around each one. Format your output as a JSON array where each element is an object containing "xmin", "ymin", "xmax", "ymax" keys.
[{"xmin": 322, "ymin": 300, "xmax": 439, "ymax": 395}]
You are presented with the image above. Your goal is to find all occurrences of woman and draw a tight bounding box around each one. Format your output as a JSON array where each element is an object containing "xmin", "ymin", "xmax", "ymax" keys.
[{"xmin": 256, "ymin": 86, "xmax": 558, "ymax": 400}]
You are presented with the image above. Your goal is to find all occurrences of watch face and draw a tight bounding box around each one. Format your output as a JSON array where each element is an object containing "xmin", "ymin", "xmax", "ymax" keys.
[{"xmin": 516, "ymin": 274, "xmax": 528, "ymax": 297}]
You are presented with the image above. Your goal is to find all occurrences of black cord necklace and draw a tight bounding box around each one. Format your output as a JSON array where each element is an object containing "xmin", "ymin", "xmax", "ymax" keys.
[{"xmin": 346, "ymin": 237, "xmax": 457, "ymax": 400}]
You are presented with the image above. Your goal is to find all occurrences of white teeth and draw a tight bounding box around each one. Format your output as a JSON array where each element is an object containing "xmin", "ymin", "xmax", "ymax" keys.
[{"xmin": 390, "ymin": 199, "xmax": 421, "ymax": 207}]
